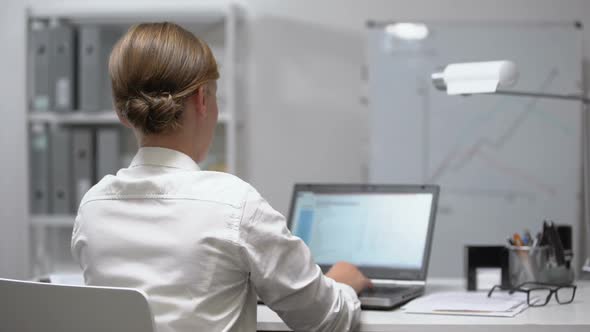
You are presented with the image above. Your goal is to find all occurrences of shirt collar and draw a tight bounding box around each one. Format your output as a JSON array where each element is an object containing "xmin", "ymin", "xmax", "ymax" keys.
[{"xmin": 129, "ymin": 147, "xmax": 201, "ymax": 171}]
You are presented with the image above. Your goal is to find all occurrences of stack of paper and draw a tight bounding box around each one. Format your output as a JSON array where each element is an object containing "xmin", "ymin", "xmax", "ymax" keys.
[
  {"xmin": 47, "ymin": 273, "xmax": 85, "ymax": 285},
  {"xmin": 402, "ymin": 292, "xmax": 530, "ymax": 317}
]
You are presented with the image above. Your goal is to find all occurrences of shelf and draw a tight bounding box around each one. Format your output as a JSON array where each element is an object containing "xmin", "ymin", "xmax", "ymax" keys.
[
  {"xmin": 31, "ymin": 215, "xmax": 75, "ymax": 227},
  {"xmin": 28, "ymin": 111, "xmax": 233, "ymax": 126},
  {"xmin": 28, "ymin": 2, "xmax": 228, "ymax": 25},
  {"xmin": 29, "ymin": 111, "xmax": 120, "ymax": 125}
]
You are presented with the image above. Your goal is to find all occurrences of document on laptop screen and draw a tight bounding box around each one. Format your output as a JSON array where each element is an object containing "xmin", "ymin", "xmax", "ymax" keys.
[{"xmin": 291, "ymin": 192, "xmax": 433, "ymax": 269}]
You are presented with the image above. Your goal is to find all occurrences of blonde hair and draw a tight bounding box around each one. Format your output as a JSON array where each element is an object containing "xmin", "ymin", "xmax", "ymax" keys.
[{"xmin": 109, "ymin": 22, "xmax": 219, "ymax": 135}]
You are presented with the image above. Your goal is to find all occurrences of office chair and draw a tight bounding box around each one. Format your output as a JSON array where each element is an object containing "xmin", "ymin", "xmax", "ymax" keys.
[{"xmin": 0, "ymin": 277, "xmax": 156, "ymax": 332}]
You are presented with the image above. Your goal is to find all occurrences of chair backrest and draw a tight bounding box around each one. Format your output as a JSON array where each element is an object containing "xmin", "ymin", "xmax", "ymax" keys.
[{"xmin": 0, "ymin": 278, "xmax": 156, "ymax": 332}]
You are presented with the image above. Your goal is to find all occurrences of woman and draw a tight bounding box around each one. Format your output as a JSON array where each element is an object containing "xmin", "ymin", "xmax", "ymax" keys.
[{"xmin": 71, "ymin": 22, "xmax": 371, "ymax": 332}]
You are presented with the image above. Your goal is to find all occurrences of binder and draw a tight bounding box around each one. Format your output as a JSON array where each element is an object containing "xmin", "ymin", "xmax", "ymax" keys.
[
  {"xmin": 30, "ymin": 27, "xmax": 51, "ymax": 111},
  {"xmin": 72, "ymin": 129, "xmax": 94, "ymax": 206},
  {"xmin": 96, "ymin": 128, "xmax": 121, "ymax": 180},
  {"xmin": 29, "ymin": 124, "xmax": 50, "ymax": 214},
  {"xmin": 50, "ymin": 127, "xmax": 73, "ymax": 214},
  {"xmin": 49, "ymin": 25, "xmax": 76, "ymax": 112},
  {"xmin": 78, "ymin": 26, "xmax": 122, "ymax": 112}
]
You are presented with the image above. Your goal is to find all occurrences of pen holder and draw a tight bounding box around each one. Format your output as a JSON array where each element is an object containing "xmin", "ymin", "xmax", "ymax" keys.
[{"xmin": 507, "ymin": 245, "xmax": 574, "ymax": 287}]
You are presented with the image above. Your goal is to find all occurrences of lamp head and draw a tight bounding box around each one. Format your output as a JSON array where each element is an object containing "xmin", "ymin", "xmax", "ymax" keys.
[{"xmin": 431, "ymin": 61, "xmax": 518, "ymax": 95}]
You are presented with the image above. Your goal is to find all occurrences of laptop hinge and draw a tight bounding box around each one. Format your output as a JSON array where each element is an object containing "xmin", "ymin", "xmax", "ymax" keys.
[{"xmin": 370, "ymin": 279, "xmax": 426, "ymax": 287}]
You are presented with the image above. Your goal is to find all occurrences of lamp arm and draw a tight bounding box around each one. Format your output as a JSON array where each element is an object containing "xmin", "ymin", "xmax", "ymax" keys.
[{"xmin": 494, "ymin": 90, "xmax": 590, "ymax": 105}]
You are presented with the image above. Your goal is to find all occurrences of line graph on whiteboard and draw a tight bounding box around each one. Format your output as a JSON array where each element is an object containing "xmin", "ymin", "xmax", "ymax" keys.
[{"xmin": 422, "ymin": 67, "xmax": 581, "ymax": 203}]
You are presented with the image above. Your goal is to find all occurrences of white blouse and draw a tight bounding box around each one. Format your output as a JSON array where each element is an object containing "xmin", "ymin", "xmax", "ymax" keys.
[{"xmin": 71, "ymin": 147, "xmax": 360, "ymax": 332}]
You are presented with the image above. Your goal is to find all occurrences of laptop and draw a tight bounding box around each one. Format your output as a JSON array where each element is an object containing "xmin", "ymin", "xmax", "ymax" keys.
[{"xmin": 287, "ymin": 184, "xmax": 439, "ymax": 310}]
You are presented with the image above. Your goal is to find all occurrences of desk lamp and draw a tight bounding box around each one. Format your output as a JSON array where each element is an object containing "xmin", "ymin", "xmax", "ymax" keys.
[
  {"xmin": 431, "ymin": 60, "xmax": 590, "ymax": 275},
  {"xmin": 431, "ymin": 60, "xmax": 590, "ymax": 103}
]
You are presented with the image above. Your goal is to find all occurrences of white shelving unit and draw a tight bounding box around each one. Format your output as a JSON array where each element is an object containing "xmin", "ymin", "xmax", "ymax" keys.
[{"xmin": 26, "ymin": 1, "xmax": 242, "ymax": 277}]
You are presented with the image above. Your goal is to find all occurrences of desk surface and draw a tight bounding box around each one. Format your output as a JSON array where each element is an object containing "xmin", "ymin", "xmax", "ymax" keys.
[{"xmin": 257, "ymin": 279, "xmax": 590, "ymax": 332}]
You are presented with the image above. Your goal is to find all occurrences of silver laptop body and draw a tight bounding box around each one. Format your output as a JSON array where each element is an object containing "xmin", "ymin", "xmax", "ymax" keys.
[{"xmin": 287, "ymin": 184, "xmax": 439, "ymax": 310}]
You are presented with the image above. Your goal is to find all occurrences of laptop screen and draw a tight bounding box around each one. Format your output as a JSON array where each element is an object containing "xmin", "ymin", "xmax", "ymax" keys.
[{"xmin": 290, "ymin": 190, "xmax": 434, "ymax": 270}]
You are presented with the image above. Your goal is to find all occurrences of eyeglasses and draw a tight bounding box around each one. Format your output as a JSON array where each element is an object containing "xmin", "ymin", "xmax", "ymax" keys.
[{"xmin": 488, "ymin": 282, "xmax": 577, "ymax": 307}]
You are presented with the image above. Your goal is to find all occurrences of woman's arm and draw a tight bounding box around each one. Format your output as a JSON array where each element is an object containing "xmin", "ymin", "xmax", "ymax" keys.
[{"xmin": 238, "ymin": 188, "xmax": 362, "ymax": 332}]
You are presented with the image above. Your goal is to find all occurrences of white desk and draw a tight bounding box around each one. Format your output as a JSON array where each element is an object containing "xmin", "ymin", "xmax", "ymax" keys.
[{"xmin": 257, "ymin": 279, "xmax": 590, "ymax": 332}]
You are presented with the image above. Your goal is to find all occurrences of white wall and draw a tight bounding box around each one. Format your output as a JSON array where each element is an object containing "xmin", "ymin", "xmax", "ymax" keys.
[{"xmin": 1, "ymin": 0, "xmax": 590, "ymax": 278}]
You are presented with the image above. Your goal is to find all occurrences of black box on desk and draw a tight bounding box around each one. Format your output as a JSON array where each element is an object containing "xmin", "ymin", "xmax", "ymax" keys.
[{"xmin": 465, "ymin": 246, "xmax": 509, "ymax": 291}]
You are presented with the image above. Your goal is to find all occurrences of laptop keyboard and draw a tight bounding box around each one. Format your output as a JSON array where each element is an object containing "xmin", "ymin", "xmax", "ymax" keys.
[{"xmin": 360, "ymin": 286, "xmax": 406, "ymax": 297}]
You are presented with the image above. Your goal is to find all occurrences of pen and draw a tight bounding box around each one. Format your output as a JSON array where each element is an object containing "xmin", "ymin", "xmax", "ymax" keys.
[
  {"xmin": 523, "ymin": 230, "xmax": 533, "ymax": 246},
  {"xmin": 513, "ymin": 233, "xmax": 524, "ymax": 247}
]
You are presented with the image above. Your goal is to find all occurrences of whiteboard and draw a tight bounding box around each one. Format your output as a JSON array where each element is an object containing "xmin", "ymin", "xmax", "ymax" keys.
[{"xmin": 367, "ymin": 22, "xmax": 583, "ymax": 277}]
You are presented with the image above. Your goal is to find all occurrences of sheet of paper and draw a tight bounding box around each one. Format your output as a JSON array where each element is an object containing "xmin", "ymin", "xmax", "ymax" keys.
[{"xmin": 402, "ymin": 291, "xmax": 531, "ymax": 317}]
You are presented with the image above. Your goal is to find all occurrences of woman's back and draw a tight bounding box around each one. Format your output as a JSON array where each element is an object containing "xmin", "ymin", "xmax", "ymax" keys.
[{"xmin": 73, "ymin": 147, "xmax": 257, "ymax": 331}]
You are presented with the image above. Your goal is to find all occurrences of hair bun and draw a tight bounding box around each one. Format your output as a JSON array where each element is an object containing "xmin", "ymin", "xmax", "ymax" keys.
[{"xmin": 124, "ymin": 92, "xmax": 184, "ymax": 134}]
